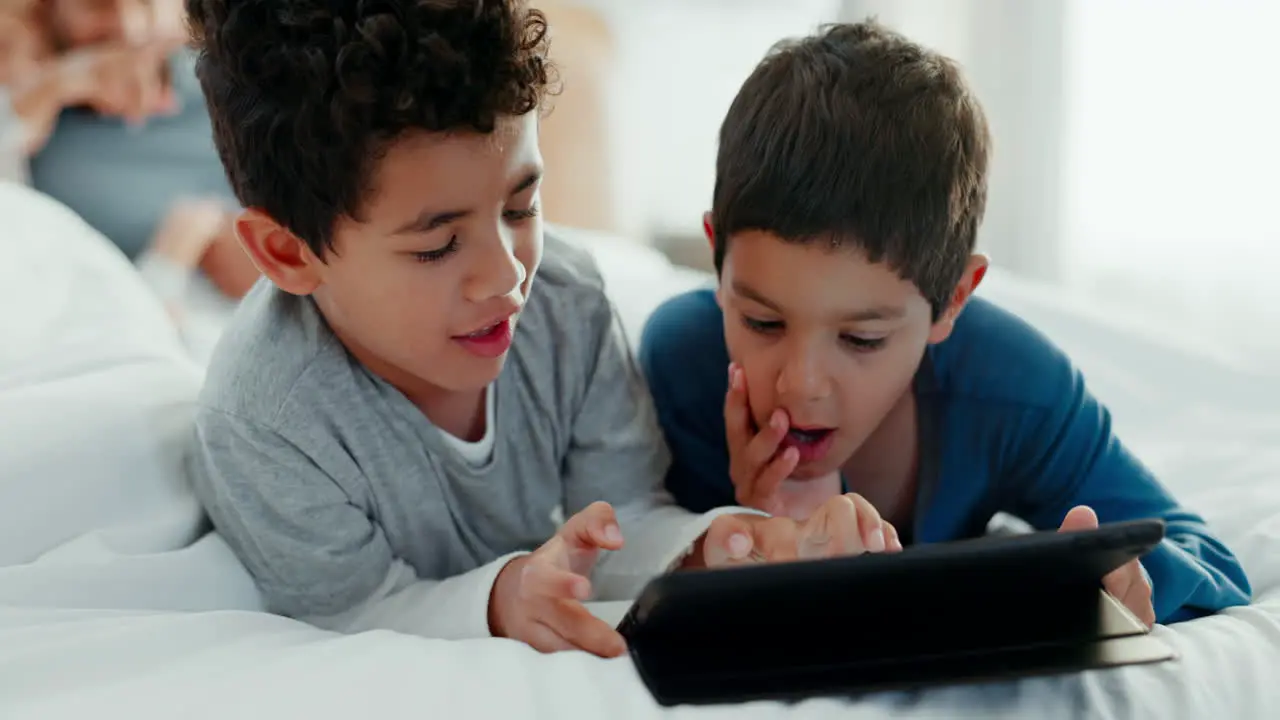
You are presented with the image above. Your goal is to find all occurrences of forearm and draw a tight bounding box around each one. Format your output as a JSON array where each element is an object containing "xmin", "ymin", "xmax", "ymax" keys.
[{"xmin": 301, "ymin": 554, "xmax": 526, "ymax": 639}]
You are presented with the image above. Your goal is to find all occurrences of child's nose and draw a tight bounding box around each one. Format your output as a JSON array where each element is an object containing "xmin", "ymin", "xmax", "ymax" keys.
[
  {"xmin": 465, "ymin": 234, "xmax": 525, "ymax": 303},
  {"xmin": 775, "ymin": 350, "xmax": 831, "ymax": 404}
]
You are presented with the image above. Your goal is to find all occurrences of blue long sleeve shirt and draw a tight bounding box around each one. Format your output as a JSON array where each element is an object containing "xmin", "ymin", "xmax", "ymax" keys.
[{"xmin": 638, "ymin": 289, "xmax": 1252, "ymax": 624}]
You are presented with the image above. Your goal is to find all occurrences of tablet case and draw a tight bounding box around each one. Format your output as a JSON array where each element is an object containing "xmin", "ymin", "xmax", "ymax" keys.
[{"xmin": 621, "ymin": 519, "xmax": 1176, "ymax": 706}]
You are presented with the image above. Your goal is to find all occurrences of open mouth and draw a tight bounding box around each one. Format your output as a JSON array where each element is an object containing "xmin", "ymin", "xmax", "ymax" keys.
[
  {"xmin": 780, "ymin": 425, "xmax": 837, "ymax": 466},
  {"xmin": 457, "ymin": 319, "xmax": 506, "ymax": 339},
  {"xmin": 451, "ymin": 315, "xmax": 516, "ymax": 358},
  {"xmin": 452, "ymin": 308, "xmax": 518, "ymax": 339},
  {"xmin": 787, "ymin": 427, "xmax": 834, "ymax": 445}
]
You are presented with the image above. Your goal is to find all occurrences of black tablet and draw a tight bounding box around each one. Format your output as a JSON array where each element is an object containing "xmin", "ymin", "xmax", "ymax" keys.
[{"xmin": 620, "ymin": 518, "xmax": 1175, "ymax": 706}]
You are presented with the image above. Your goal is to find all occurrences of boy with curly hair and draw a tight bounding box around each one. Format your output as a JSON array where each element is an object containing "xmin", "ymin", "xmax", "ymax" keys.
[
  {"xmin": 640, "ymin": 20, "xmax": 1251, "ymax": 626},
  {"xmin": 182, "ymin": 0, "xmax": 895, "ymax": 658}
]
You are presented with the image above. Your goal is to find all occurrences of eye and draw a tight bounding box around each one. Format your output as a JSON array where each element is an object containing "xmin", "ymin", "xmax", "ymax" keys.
[
  {"xmin": 504, "ymin": 204, "xmax": 540, "ymax": 223},
  {"xmin": 412, "ymin": 235, "xmax": 459, "ymax": 263},
  {"xmin": 740, "ymin": 314, "xmax": 783, "ymax": 334},
  {"xmin": 840, "ymin": 334, "xmax": 886, "ymax": 352}
]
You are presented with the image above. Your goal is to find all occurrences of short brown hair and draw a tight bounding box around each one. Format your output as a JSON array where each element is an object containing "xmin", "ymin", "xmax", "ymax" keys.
[{"xmin": 712, "ymin": 19, "xmax": 991, "ymax": 316}]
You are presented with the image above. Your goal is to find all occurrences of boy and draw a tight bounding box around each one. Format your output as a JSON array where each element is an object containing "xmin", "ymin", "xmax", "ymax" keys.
[
  {"xmin": 639, "ymin": 20, "xmax": 1251, "ymax": 626},
  {"xmin": 181, "ymin": 0, "xmax": 889, "ymax": 660}
]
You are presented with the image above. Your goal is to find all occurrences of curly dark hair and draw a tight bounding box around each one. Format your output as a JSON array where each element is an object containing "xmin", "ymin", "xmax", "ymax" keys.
[
  {"xmin": 712, "ymin": 20, "xmax": 990, "ymax": 318},
  {"xmin": 185, "ymin": 0, "xmax": 553, "ymax": 257}
]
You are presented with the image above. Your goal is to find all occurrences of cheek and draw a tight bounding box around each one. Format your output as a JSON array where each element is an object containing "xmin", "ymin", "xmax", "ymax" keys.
[
  {"xmin": 722, "ymin": 326, "xmax": 783, "ymax": 421},
  {"xmin": 839, "ymin": 341, "xmax": 927, "ymax": 420},
  {"xmin": 331, "ymin": 259, "xmax": 457, "ymax": 349}
]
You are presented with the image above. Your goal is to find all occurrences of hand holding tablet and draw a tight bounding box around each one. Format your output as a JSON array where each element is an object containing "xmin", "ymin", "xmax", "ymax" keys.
[{"xmin": 1059, "ymin": 505, "xmax": 1156, "ymax": 626}]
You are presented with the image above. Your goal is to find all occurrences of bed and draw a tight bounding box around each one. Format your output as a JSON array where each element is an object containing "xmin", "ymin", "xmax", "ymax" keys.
[{"xmin": 2, "ymin": 181, "xmax": 1279, "ymax": 719}]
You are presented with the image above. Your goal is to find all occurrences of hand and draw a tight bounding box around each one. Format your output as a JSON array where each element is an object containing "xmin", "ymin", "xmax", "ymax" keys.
[
  {"xmin": 199, "ymin": 221, "xmax": 263, "ymax": 300},
  {"xmin": 724, "ymin": 362, "xmax": 796, "ymax": 515},
  {"xmin": 797, "ymin": 492, "xmax": 903, "ymax": 559},
  {"xmin": 57, "ymin": 38, "xmax": 184, "ymax": 125},
  {"xmin": 488, "ymin": 501, "xmax": 627, "ymax": 658},
  {"xmin": 9, "ymin": 63, "xmax": 69, "ymax": 154},
  {"xmin": 691, "ymin": 493, "xmax": 903, "ymax": 568},
  {"xmin": 149, "ymin": 198, "xmax": 230, "ymax": 268},
  {"xmin": 0, "ymin": 12, "xmax": 43, "ymax": 86},
  {"xmin": 1059, "ymin": 505, "xmax": 1156, "ymax": 627}
]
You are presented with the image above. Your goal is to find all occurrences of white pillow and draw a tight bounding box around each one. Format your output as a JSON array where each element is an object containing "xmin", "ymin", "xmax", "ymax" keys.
[
  {"xmin": 0, "ymin": 183, "xmax": 202, "ymax": 566},
  {"xmin": 0, "ymin": 182, "xmax": 188, "ymax": 387}
]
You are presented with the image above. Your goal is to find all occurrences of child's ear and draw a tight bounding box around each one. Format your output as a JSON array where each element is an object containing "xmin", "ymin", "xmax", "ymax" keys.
[
  {"xmin": 233, "ymin": 209, "xmax": 323, "ymax": 296},
  {"xmin": 927, "ymin": 254, "xmax": 989, "ymax": 344}
]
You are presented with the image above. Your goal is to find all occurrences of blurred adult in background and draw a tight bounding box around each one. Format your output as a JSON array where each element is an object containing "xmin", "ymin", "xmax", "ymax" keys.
[
  {"xmin": 0, "ymin": 0, "xmax": 623, "ymax": 321},
  {"xmin": 0, "ymin": 0, "xmax": 260, "ymax": 316}
]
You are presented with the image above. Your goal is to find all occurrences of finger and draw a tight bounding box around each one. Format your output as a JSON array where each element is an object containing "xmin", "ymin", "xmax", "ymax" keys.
[
  {"xmin": 744, "ymin": 444, "xmax": 798, "ymax": 512},
  {"xmin": 559, "ymin": 501, "xmax": 623, "ymax": 551},
  {"xmin": 743, "ymin": 408, "xmax": 789, "ymax": 472},
  {"xmin": 520, "ymin": 560, "xmax": 591, "ymax": 602},
  {"xmin": 1126, "ymin": 583, "xmax": 1156, "ymax": 628},
  {"xmin": 723, "ymin": 362, "xmax": 752, "ymax": 451},
  {"xmin": 117, "ymin": 71, "xmax": 146, "ymax": 125},
  {"xmin": 1106, "ymin": 561, "xmax": 1155, "ymax": 627},
  {"xmin": 701, "ymin": 515, "xmax": 757, "ymax": 567},
  {"xmin": 144, "ymin": 40, "xmax": 177, "ymax": 92},
  {"xmin": 157, "ymin": 84, "xmax": 179, "ymax": 114},
  {"xmin": 522, "ymin": 621, "xmax": 578, "ymax": 654},
  {"xmin": 883, "ymin": 521, "xmax": 903, "ymax": 552},
  {"xmin": 129, "ymin": 63, "xmax": 158, "ymax": 124},
  {"xmin": 1103, "ymin": 565, "xmax": 1132, "ymax": 602},
  {"xmin": 798, "ymin": 494, "xmax": 863, "ymax": 559},
  {"xmin": 1058, "ymin": 505, "xmax": 1100, "ymax": 533},
  {"xmin": 541, "ymin": 599, "xmax": 627, "ymax": 658},
  {"xmin": 118, "ymin": 0, "xmax": 151, "ymax": 45},
  {"xmin": 749, "ymin": 517, "xmax": 799, "ymax": 564},
  {"xmin": 846, "ymin": 493, "xmax": 887, "ymax": 553},
  {"xmin": 112, "ymin": 50, "xmax": 158, "ymax": 123}
]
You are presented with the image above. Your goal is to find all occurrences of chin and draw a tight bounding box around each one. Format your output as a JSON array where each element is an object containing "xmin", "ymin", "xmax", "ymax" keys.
[
  {"xmin": 437, "ymin": 355, "xmax": 510, "ymax": 392},
  {"xmin": 788, "ymin": 461, "xmax": 842, "ymax": 482}
]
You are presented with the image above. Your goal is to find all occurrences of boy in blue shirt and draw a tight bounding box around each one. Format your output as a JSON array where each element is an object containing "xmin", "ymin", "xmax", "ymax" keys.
[{"xmin": 639, "ymin": 20, "xmax": 1250, "ymax": 626}]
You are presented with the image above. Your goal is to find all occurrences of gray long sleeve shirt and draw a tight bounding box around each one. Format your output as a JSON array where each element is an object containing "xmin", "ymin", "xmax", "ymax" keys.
[{"xmin": 186, "ymin": 231, "xmax": 748, "ymax": 638}]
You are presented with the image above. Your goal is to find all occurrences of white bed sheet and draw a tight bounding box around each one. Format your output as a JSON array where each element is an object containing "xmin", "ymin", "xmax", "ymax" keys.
[{"xmin": 2, "ymin": 184, "xmax": 1280, "ymax": 719}]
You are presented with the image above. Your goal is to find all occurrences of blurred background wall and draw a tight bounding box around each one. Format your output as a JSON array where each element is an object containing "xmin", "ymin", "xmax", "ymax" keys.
[{"xmin": 543, "ymin": 0, "xmax": 1280, "ymax": 360}]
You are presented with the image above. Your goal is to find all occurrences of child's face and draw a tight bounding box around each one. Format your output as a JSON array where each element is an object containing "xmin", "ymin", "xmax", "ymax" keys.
[
  {"xmin": 716, "ymin": 230, "xmax": 973, "ymax": 480},
  {"xmin": 308, "ymin": 114, "xmax": 544, "ymax": 399}
]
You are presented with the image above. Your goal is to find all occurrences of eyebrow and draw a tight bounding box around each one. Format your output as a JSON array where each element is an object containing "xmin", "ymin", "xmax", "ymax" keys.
[
  {"xmin": 392, "ymin": 169, "xmax": 543, "ymax": 235},
  {"xmin": 731, "ymin": 279, "xmax": 906, "ymax": 322}
]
